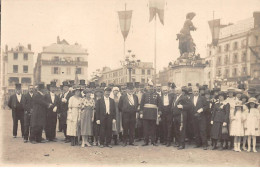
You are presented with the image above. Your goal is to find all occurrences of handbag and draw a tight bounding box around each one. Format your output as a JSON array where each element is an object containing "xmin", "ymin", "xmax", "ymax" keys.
[{"xmin": 222, "ymin": 125, "xmax": 228, "ymax": 135}]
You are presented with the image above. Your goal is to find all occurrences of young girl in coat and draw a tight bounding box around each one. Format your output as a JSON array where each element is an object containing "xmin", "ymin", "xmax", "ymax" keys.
[
  {"xmin": 241, "ymin": 94, "xmax": 249, "ymax": 151},
  {"xmin": 244, "ymin": 97, "xmax": 260, "ymax": 152}
]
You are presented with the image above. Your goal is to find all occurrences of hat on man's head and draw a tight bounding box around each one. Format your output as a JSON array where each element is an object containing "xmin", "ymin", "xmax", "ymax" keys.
[
  {"xmin": 62, "ymin": 81, "xmax": 70, "ymax": 87},
  {"xmin": 89, "ymin": 82, "xmax": 96, "ymax": 88},
  {"xmin": 241, "ymin": 94, "xmax": 249, "ymax": 101},
  {"xmin": 104, "ymin": 87, "xmax": 112, "ymax": 92},
  {"xmin": 188, "ymin": 83, "xmax": 192, "ymax": 87},
  {"xmin": 134, "ymin": 82, "xmax": 140, "ymax": 88},
  {"xmin": 83, "ymin": 88, "xmax": 92, "ymax": 94},
  {"xmin": 101, "ymin": 83, "xmax": 106, "ymax": 88},
  {"xmin": 60, "ymin": 85, "xmax": 63, "ymax": 90},
  {"xmin": 95, "ymin": 87, "xmax": 103, "ymax": 94},
  {"xmin": 37, "ymin": 82, "xmax": 45, "ymax": 90},
  {"xmin": 50, "ymin": 81, "xmax": 56, "ymax": 88},
  {"xmin": 181, "ymin": 86, "xmax": 189, "ymax": 94},
  {"xmin": 171, "ymin": 82, "xmax": 176, "ymax": 89},
  {"xmin": 46, "ymin": 84, "xmax": 50, "ymax": 91},
  {"xmin": 217, "ymin": 91, "xmax": 227, "ymax": 99},
  {"xmin": 127, "ymin": 82, "xmax": 134, "ymax": 90},
  {"xmin": 69, "ymin": 80, "xmax": 75, "ymax": 86},
  {"xmin": 79, "ymin": 79, "xmax": 86, "ymax": 86},
  {"xmin": 205, "ymin": 89, "xmax": 211, "ymax": 95},
  {"xmin": 199, "ymin": 86, "xmax": 205, "ymax": 91},
  {"xmin": 203, "ymin": 85, "xmax": 208, "ymax": 89},
  {"xmin": 15, "ymin": 83, "xmax": 22, "ymax": 90}
]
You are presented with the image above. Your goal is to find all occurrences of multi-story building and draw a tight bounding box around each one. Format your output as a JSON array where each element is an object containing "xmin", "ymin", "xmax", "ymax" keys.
[
  {"xmin": 205, "ymin": 12, "xmax": 260, "ymax": 89},
  {"xmin": 96, "ymin": 62, "xmax": 154, "ymax": 86},
  {"xmin": 2, "ymin": 44, "xmax": 34, "ymax": 93},
  {"xmin": 34, "ymin": 37, "xmax": 88, "ymax": 86}
]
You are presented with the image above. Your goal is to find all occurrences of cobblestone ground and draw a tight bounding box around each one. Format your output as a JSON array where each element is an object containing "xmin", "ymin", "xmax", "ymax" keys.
[{"xmin": 0, "ymin": 108, "xmax": 260, "ymax": 167}]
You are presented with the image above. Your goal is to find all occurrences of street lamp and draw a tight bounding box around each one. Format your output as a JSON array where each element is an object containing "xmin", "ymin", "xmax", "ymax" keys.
[{"xmin": 120, "ymin": 50, "xmax": 140, "ymax": 83}]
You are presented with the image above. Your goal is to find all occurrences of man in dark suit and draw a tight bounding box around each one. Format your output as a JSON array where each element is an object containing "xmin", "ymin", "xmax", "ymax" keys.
[
  {"xmin": 8, "ymin": 83, "xmax": 25, "ymax": 138},
  {"xmin": 171, "ymin": 87, "xmax": 191, "ymax": 150},
  {"xmin": 23, "ymin": 85, "xmax": 34, "ymax": 142},
  {"xmin": 161, "ymin": 86, "xmax": 175, "ymax": 147},
  {"xmin": 30, "ymin": 83, "xmax": 53, "ymax": 144},
  {"xmin": 59, "ymin": 81, "xmax": 72, "ymax": 142},
  {"xmin": 190, "ymin": 86, "xmax": 209, "ymax": 150},
  {"xmin": 45, "ymin": 82, "xmax": 59, "ymax": 142},
  {"xmin": 96, "ymin": 87, "xmax": 116, "ymax": 148},
  {"xmin": 140, "ymin": 81, "xmax": 162, "ymax": 146},
  {"xmin": 118, "ymin": 82, "xmax": 139, "ymax": 146}
]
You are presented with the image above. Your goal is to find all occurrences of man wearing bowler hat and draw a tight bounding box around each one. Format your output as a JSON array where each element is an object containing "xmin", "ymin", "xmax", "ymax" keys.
[
  {"xmin": 30, "ymin": 83, "xmax": 53, "ymax": 144},
  {"xmin": 59, "ymin": 81, "xmax": 73, "ymax": 143},
  {"xmin": 45, "ymin": 81, "xmax": 59, "ymax": 142},
  {"xmin": 118, "ymin": 82, "xmax": 139, "ymax": 146},
  {"xmin": 8, "ymin": 83, "xmax": 25, "ymax": 138}
]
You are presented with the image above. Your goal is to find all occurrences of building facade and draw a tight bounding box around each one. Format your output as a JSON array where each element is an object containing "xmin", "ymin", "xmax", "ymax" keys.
[
  {"xmin": 205, "ymin": 12, "xmax": 260, "ymax": 89},
  {"xmin": 95, "ymin": 62, "xmax": 154, "ymax": 86},
  {"xmin": 2, "ymin": 44, "xmax": 34, "ymax": 93},
  {"xmin": 34, "ymin": 37, "xmax": 88, "ymax": 86}
]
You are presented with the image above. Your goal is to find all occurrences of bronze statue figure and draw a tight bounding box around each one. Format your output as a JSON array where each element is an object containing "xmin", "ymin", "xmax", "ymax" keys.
[{"xmin": 177, "ymin": 12, "xmax": 197, "ymax": 57}]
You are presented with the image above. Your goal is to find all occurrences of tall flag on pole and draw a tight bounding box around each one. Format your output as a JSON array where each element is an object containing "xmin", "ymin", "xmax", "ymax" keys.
[
  {"xmin": 118, "ymin": 10, "xmax": 133, "ymax": 41},
  {"xmin": 149, "ymin": 0, "xmax": 165, "ymax": 25},
  {"xmin": 208, "ymin": 19, "xmax": 221, "ymax": 46}
]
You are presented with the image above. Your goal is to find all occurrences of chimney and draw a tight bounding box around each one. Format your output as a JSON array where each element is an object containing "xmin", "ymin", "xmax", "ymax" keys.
[
  {"xmin": 253, "ymin": 11, "xmax": 260, "ymax": 28},
  {"xmin": 57, "ymin": 36, "xmax": 60, "ymax": 44},
  {"xmin": 28, "ymin": 44, "xmax": 31, "ymax": 50},
  {"xmin": 5, "ymin": 45, "xmax": 8, "ymax": 52}
]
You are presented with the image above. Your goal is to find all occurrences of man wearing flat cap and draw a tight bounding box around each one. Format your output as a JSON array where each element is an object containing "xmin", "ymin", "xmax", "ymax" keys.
[
  {"xmin": 8, "ymin": 83, "xmax": 25, "ymax": 138},
  {"xmin": 118, "ymin": 82, "xmax": 139, "ymax": 146},
  {"xmin": 140, "ymin": 80, "xmax": 162, "ymax": 146},
  {"xmin": 95, "ymin": 87, "xmax": 116, "ymax": 148}
]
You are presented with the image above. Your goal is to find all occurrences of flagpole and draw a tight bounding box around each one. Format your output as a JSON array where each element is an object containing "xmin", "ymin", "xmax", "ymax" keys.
[
  {"xmin": 154, "ymin": 13, "xmax": 157, "ymax": 84},
  {"xmin": 212, "ymin": 11, "xmax": 215, "ymax": 45},
  {"xmin": 124, "ymin": 3, "xmax": 126, "ymax": 57}
]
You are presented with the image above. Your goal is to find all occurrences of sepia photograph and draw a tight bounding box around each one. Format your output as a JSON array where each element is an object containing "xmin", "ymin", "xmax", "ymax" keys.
[{"xmin": 0, "ymin": 0, "xmax": 260, "ymax": 167}]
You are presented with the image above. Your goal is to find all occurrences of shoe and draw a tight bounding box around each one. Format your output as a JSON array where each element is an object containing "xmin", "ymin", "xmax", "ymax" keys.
[
  {"xmin": 163, "ymin": 142, "xmax": 167, "ymax": 145},
  {"xmin": 178, "ymin": 146, "xmax": 185, "ymax": 150},
  {"xmin": 166, "ymin": 143, "xmax": 171, "ymax": 147},
  {"xmin": 24, "ymin": 140, "xmax": 28, "ymax": 143},
  {"xmin": 203, "ymin": 146, "xmax": 208, "ymax": 150},
  {"xmin": 253, "ymin": 149, "xmax": 257, "ymax": 153},
  {"xmin": 81, "ymin": 144, "xmax": 85, "ymax": 148},
  {"xmin": 99, "ymin": 145, "xmax": 105, "ymax": 148},
  {"xmin": 174, "ymin": 144, "xmax": 180, "ymax": 147},
  {"xmin": 242, "ymin": 146, "xmax": 246, "ymax": 151},
  {"xmin": 212, "ymin": 146, "xmax": 217, "ymax": 150},
  {"xmin": 152, "ymin": 143, "xmax": 158, "ymax": 146},
  {"xmin": 129, "ymin": 143, "xmax": 137, "ymax": 146},
  {"xmin": 13, "ymin": 136, "xmax": 17, "ymax": 138},
  {"xmin": 142, "ymin": 143, "xmax": 149, "ymax": 146},
  {"xmin": 86, "ymin": 142, "xmax": 92, "ymax": 147},
  {"xmin": 219, "ymin": 146, "xmax": 223, "ymax": 151},
  {"xmin": 194, "ymin": 145, "xmax": 201, "ymax": 148},
  {"xmin": 122, "ymin": 143, "xmax": 127, "ymax": 147},
  {"xmin": 30, "ymin": 141, "xmax": 37, "ymax": 144},
  {"xmin": 107, "ymin": 144, "xmax": 112, "ymax": 148}
]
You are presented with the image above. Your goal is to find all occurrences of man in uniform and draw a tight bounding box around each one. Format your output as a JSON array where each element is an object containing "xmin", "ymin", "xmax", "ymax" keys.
[
  {"xmin": 23, "ymin": 85, "xmax": 34, "ymax": 142},
  {"xmin": 140, "ymin": 81, "xmax": 162, "ymax": 146},
  {"xmin": 8, "ymin": 83, "xmax": 25, "ymax": 138}
]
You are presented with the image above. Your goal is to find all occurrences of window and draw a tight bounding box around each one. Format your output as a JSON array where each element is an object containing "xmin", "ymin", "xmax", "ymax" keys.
[
  {"xmin": 76, "ymin": 57, "xmax": 83, "ymax": 62},
  {"xmin": 76, "ymin": 67, "xmax": 82, "ymax": 74},
  {"xmin": 242, "ymin": 52, "xmax": 247, "ymax": 62},
  {"xmin": 241, "ymin": 39, "xmax": 246, "ymax": 48},
  {"xmin": 233, "ymin": 68, "xmax": 237, "ymax": 76},
  {"xmin": 233, "ymin": 42, "xmax": 238, "ymax": 50},
  {"xmin": 225, "ymin": 44, "xmax": 230, "ymax": 52},
  {"xmin": 13, "ymin": 53, "xmax": 18, "ymax": 60},
  {"xmin": 53, "ymin": 56, "xmax": 59, "ymax": 61},
  {"xmin": 132, "ymin": 78, "xmax": 136, "ymax": 82},
  {"xmin": 13, "ymin": 65, "xmax": 18, "ymax": 73},
  {"xmin": 24, "ymin": 53, "xmax": 28, "ymax": 60},
  {"xmin": 147, "ymin": 69, "xmax": 151, "ymax": 75},
  {"xmin": 233, "ymin": 53, "xmax": 238, "ymax": 63},
  {"xmin": 142, "ymin": 69, "xmax": 145, "ymax": 75},
  {"xmin": 242, "ymin": 67, "xmax": 247, "ymax": 75},
  {"xmin": 21, "ymin": 77, "xmax": 31, "ymax": 84},
  {"xmin": 217, "ymin": 69, "xmax": 221, "ymax": 77},
  {"xmin": 209, "ymin": 51, "xmax": 212, "ymax": 56},
  {"xmin": 217, "ymin": 56, "xmax": 221, "ymax": 65},
  {"xmin": 53, "ymin": 67, "xmax": 60, "ymax": 74},
  {"xmin": 19, "ymin": 46, "xmax": 23, "ymax": 51},
  {"xmin": 141, "ymin": 78, "xmax": 145, "ymax": 83},
  {"xmin": 23, "ymin": 65, "xmax": 28, "ymax": 73},
  {"xmin": 67, "ymin": 68, "xmax": 71, "ymax": 75},
  {"xmin": 224, "ymin": 55, "xmax": 229, "ymax": 65},
  {"xmin": 8, "ymin": 77, "xmax": 19, "ymax": 86},
  {"xmin": 218, "ymin": 46, "xmax": 222, "ymax": 53},
  {"xmin": 132, "ymin": 69, "xmax": 135, "ymax": 74},
  {"xmin": 224, "ymin": 69, "xmax": 229, "ymax": 78}
]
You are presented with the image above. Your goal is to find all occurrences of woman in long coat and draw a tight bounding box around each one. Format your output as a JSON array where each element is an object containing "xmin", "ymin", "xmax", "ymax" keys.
[
  {"xmin": 110, "ymin": 87, "xmax": 123, "ymax": 145},
  {"xmin": 81, "ymin": 88, "xmax": 95, "ymax": 147},
  {"xmin": 210, "ymin": 92, "xmax": 230, "ymax": 150},
  {"xmin": 67, "ymin": 87, "xmax": 82, "ymax": 146}
]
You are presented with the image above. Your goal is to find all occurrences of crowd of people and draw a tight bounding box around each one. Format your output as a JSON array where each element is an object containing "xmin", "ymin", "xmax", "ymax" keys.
[{"xmin": 7, "ymin": 79, "xmax": 260, "ymax": 153}]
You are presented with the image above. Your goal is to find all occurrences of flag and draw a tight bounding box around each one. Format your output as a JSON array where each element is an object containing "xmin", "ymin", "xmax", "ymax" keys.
[
  {"xmin": 118, "ymin": 10, "xmax": 133, "ymax": 41},
  {"xmin": 149, "ymin": 0, "xmax": 165, "ymax": 25},
  {"xmin": 208, "ymin": 19, "xmax": 221, "ymax": 46}
]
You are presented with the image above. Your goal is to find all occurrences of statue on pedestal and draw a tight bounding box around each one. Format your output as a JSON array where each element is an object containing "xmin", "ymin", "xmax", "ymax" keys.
[{"xmin": 176, "ymin": 12, "xmax": 197, "ymax": 58}]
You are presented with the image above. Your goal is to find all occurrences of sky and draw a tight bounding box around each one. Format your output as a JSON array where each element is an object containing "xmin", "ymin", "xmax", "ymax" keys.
[{"xmin": 2, "ymin": 0, "xmax": 260, "ymax": 79}]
